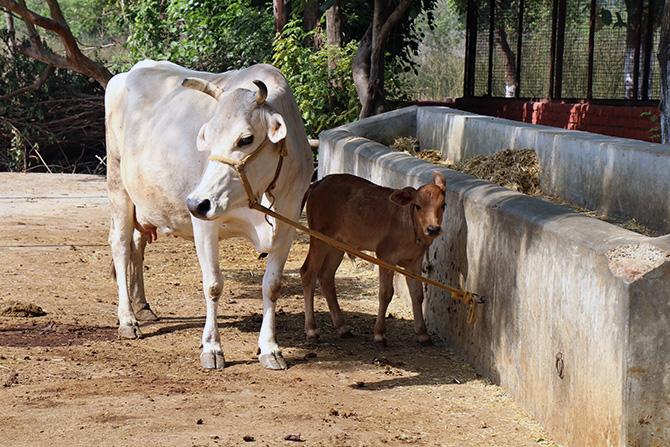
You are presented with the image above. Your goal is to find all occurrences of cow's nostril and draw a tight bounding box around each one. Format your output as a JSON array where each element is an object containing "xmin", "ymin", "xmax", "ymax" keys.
[
  {"xmin": 187, "ymin": 198, "xmax": 211, "ymax": 217},
  {"xmin": 426, "ymin": 225, "xmax": 441, "ymax": 236},
  {"xmin": 196, "ymin": 199, "xmax": 211, "ymax": 215}
]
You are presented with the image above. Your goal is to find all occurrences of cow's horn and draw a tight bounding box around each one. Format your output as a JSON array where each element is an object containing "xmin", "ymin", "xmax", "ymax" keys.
[
  {"xmin": 253, "ymin": 80, "xmax": 267, "ymax": 105},
  {"xmin": 182, "ymin": 78, "xmax": 224, "ymax": 100}
]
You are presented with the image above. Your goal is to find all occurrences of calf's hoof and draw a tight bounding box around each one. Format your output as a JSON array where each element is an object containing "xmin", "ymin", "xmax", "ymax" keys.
[
  {"xmin": 259, "ymin": 351, "xmax": 288, "ymax": 370},
  {"xmin": 336, "ymin": 326, "xmax": 354, "ymax": 339},
  {"xmin": 135, "ymin": 305, "xmax": 159, "ymax": 322},
  {"xmin": 117, "ymin": 323, "xmax": 142, "ymax": 339},
  {"xmin": 200, "ymin": 350, "xmax": 225, "ymax": 369}
]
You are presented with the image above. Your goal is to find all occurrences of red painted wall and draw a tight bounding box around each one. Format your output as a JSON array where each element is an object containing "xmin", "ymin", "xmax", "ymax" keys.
[{"xmin": 417, "ymin": 98, "xmax": 661, "ymax": 143}]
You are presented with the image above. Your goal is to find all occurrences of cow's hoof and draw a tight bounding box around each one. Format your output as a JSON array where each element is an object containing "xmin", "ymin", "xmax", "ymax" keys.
[
  {"xmin": 337, "ymin": 326, "xmax": 354, "ymax": 339},
  {"xmin": 135, "ymin": 306, "xmax": 159, "ymax": 322},
  {"xmin": 306, "ymin": 333, "xmax": 320, "ymax": 345},
  {"xmin": 200, "ymin": 350, "xmax": 225, "ymax": 369},
  {"xmin": 118, "ymin": 323, "xmax": 142, "ymax": 339},
  {"xmin": 259, "ymin": 351, "xmax": 288, "ymax": 370},
  {"xmin": 418, "ymin": 336, "xmax": 433, "ymax": 347}
]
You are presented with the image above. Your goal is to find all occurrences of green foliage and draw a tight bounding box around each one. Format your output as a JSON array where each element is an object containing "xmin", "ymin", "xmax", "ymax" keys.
[
  {"xmin": 397, "ymin": 0, "xmax": 465, "ymax": 100},
  {"xmin": 272, "ymin": 20, "xmax": 359, "ymax": 137},
  {"xmin": 125, "ymin": 0, "xmax": 274, "ymax": 72}
]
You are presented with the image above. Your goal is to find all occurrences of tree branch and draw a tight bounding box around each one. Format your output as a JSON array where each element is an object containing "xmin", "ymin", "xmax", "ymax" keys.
[
  {"xmin": 0, "ymin": 64, "xmax": 54, "ymax": 101},
  {"xmin": 0, "ymin": 0, "xmax": 112, "ymax": 88}
]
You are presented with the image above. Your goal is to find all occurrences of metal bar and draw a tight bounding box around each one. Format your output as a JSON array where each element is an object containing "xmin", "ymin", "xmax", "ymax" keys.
[
  {"xmin": 633, "ymin": 0, "xmax": 644, "ymax": 99},
  {"xmin": 464, "ymin": 0, "xmax": 479, "ymax": 96},
  {"xmin": 548, "ymin": 0, "xmax": 559, "ymax": 98},
  {"xmin": 587, "ymin": 0, "xmax": 596, "ymax": 99},
  {"xmin": 641, "ymin": 0, "xmax": 654, "ymax": 100},
  {"xmin": 463, "ymin": 0, "xmax": 472, "ymax": 95},
  {"xmin": 554, "ymin": 0, "xmax": 567, "ymax": 99},
  {"xmin": 515, "ymin": 0, "xmax": 525, "ymax": 97},
  {"xmin": 487, "ymin": 0, "xmax": 495, "ymax": 96}
]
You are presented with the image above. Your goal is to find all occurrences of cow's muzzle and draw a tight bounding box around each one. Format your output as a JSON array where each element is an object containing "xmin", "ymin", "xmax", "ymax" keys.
[{"xmin": 187, "ymin": 197, "xmax": 212, "ymax": 219}]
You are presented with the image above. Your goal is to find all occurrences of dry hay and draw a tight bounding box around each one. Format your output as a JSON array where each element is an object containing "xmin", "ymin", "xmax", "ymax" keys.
[
  {"xmin": 1, "ymin": 301, "xmax": 47, "ymax": 317},
  {"xmin": 451, "ymin": 149, "xmax": 542, "ymax": 196},
  {"xmin": 390, "ymin": 137, "xmax": 443, "ymax": 163},
  {"xmin": 388, "ymin": 137, "xmax": 658, "ymax": 237},
  {"xmin": 389, "ymin": 137, "xmax": 541, "ymax": 196}
]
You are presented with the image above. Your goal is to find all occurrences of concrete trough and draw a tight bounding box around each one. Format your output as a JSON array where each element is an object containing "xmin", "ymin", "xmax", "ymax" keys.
[
  {"xmin": 414, "ymin": 106, "xmax": 670, "ymax": 233},
  {"xmin": 319, "ymin": 106, "xmax": 670, "ymax": 447}
]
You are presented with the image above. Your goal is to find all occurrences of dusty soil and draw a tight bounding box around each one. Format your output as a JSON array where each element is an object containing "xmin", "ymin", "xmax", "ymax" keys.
[{"xmin": 0, "ymin": 173, "xmax": 557, "ymax": 447}]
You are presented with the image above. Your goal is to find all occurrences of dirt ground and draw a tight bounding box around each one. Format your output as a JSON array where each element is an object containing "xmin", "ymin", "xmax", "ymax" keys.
[{"xmin": 0, "ymin": 173, "xmax": 557, "ymax": 447}]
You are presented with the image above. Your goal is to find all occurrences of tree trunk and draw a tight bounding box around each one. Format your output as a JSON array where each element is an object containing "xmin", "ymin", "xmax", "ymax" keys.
[
  {"xmin": 355, "ymin": 0, "xmax": 412, "ymax": 119},
  {"xmin": 303, "ymin": 0, "xmax": 322, "ymax": 47},
  {"xmin": 273, "ymin": 0, "xmax": 289, "ymax": 34},
  {"xmin": 353, "ymin": 25, "xmax": 373, "ymax": 108},
  {"xmin": 495, "ymin": 25, "xmax": 517, "ymax": 97},
  {"xmin": 658, "ymin": 0, "xmax": 670, "ymax": 143},
  {"xmin": 624, "ymin": 0, "xmax": 642, "ymax": 98},
  {"xmin": 326, "ymin": 0, "xmax": 342, "ymax": 47}
]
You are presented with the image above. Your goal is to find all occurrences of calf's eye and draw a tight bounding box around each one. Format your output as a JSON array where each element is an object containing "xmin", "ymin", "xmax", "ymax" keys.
[{"xmin": 237, "ymin": 135, "xmax": 254, "ymax": 146}]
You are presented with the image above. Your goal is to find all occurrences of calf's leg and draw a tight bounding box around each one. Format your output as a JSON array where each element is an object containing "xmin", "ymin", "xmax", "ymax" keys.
[
  {"xmin": 192, "ymin": 218, "xmax": 225, "ymax": 369},
  {"xmin": 318, "ymin": 249, "xmax": 349, "ymax": 337},
  {"xmin": 373, "ymin": 267, "xmax": 394, "ymax": 347},
  {"xmin": 406, "ymin": 259, "xmax": 431, "ymax": 346},
  {"xmin": 300, "ymin": 237, "xmax": 327, "ymax": 341}
]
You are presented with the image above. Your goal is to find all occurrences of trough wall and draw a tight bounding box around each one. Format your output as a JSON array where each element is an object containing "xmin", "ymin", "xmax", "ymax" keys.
[
  {"xmin": 414, "ymin": 106, "xmax": 670, "ymax": 234},
  {"xmin": 319, "ymin": 107, "xmax": 670, "ymax": 447}
]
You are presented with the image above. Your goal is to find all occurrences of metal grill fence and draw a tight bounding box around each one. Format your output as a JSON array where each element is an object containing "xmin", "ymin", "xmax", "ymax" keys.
[{"xmin": 464, "ymin": 0, "xmax": 664, "ymax": 100}]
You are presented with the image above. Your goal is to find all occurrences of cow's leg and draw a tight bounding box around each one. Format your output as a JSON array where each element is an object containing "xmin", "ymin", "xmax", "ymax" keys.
[
  {"xmin": 109, "ymin": 188, "xmax": 142, "ymax": 339},
  {"xmin": 406, "ymin": 259, "xmax": 431, "ymax": 346},
  {"xmin": 300, "ymin": 237, "xmax": 328, "ymax": 342},
  {"xmin": 192, "ymin": 218, "xmax": 225, "ymax": 369},
  {"xmin": 128, "ymin": 230, "xmax": 159, "ymax": 321},
  {"xmin": 258, "ymin": 235, "xmax": 292, "ymax": 370},
  {"xmin": 318, "ymin": 249, "xmax": 349, "ymax": 338},
  {"xmin": 373, "ymin": 267, "xmax": 394, "ymax": 348}
]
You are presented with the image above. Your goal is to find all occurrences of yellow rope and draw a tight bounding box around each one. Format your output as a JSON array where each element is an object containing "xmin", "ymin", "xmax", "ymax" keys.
[{"xmin": 208, "ymin": 142, "xmax": 482, "ymax": 325}]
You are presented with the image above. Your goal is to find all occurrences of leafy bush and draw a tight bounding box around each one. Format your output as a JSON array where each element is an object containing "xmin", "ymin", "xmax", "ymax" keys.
[
  {"xmin": 126, "ymin": 0, "xmax": 274, "ymax": 72},
  {"xmin": 272, "ymin": 20, "xmax": 360, "ymax": 137}
]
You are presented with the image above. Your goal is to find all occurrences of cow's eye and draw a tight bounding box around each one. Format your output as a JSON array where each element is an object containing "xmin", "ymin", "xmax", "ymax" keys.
[{"xmin": 238, "ymin": 135, "xmax": 254, "ymax": 146}]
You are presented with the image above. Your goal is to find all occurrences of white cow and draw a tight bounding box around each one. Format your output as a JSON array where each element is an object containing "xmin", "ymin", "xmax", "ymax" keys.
[{"xmin": 105, "ymin": 60, "xmax": 312, "ymax": 370}]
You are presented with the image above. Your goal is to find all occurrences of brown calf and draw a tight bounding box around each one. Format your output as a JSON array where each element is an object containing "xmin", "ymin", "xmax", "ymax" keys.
[{"xmin": 300, "ymin": 172, "xmax": 447, "ymax": 347}]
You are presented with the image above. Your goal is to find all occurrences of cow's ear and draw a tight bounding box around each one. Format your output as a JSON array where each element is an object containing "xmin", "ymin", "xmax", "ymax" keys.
[
  {"xmin": 389, "ymin": 187, "xmax": 417, "ymax": 206},
  {"xmin": 267, "ymin": 113, "xmax": 287, "ymax": 143},
  {"xmin": 196, "ymin": 123, "xmax": 209, "ymax": 151}
]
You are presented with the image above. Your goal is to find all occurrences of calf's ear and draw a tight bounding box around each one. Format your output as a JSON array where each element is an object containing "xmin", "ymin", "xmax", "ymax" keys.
[
  {"xmin": 267, "ymin": 113, "xmax": 287, "ymax": 143},
  {"xmin": 196, "ymin": 123, "xmax": 209, "ymax": 151},
  {"xmin": 389, "ymin": 187, "xmax": 417, "ymax": 206},
  {"xmin": 433, "ymin": 172, "xmax": 446, "ymax": 192}
]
